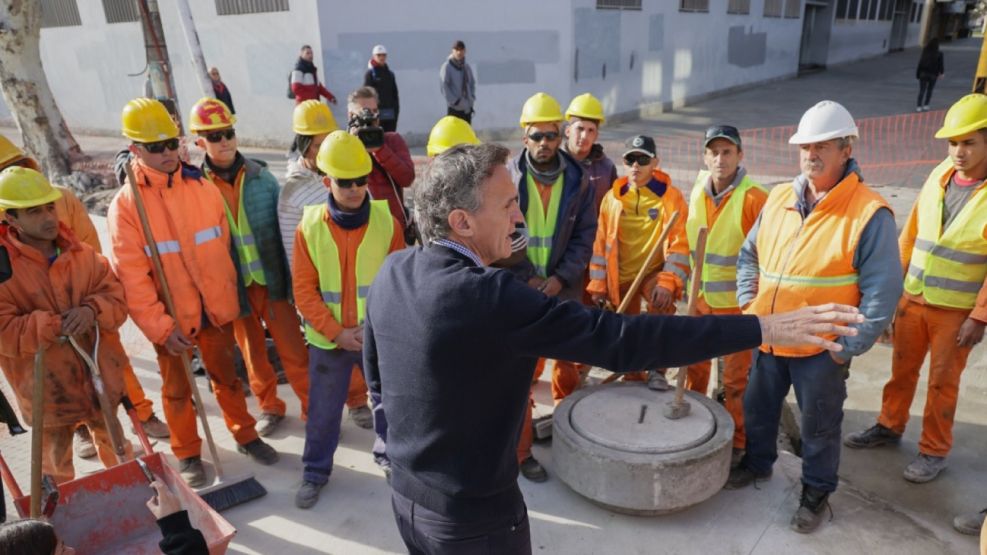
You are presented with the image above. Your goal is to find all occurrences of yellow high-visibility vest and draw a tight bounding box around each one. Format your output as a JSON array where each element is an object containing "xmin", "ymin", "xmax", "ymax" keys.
[{"xmin": 525, "ymin": 173, "xmax": 563, "ymax": 278}]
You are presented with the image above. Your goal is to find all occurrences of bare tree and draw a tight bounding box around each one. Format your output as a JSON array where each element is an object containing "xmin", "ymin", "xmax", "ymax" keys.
[{"xmin": 0, "ymin": 2, "xmax": 82, "ymax": 178}]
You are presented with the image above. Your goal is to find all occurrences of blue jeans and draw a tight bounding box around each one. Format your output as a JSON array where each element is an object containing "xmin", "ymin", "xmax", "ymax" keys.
[
  {"xmin": 743, "ymin": 350, "xmax": 849, "ymax": 492},
  {"xmin": 302, "ymin": 346, "xmax": 362, "ymax": 485}
]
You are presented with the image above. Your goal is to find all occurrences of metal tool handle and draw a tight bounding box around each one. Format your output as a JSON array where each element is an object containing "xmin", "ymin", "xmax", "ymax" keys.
[
  {"xmin": 123, "ymin": 161, "xmax": 224, "ymax": 479},
  {"xmin": 30, "ymin": 348, "xmax": 44, "ymax": 518},
  {"xmin": 64, "ymin": 327, "xmax": 129, "ymax": 459}
]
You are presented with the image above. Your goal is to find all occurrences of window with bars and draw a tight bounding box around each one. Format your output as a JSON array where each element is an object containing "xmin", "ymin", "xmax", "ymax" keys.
[
  {"xmin": 41, "ymin": 0, "xmax": 82, "ymax": 28},
  {"xmin": 679, "ymin": 0, "xmax": 710, "ymax": 13},
  {"xmin": 764, "ymin": 0, "xmax": 783, "ymax": 17},
  {"xmin": 727, "ymin": 0, "xmax": 750, "ymax": 14},
  {"xmin": 102, "ymin": 0, "xmax": 139, "ymax": 24},
  {"xmin": 215, "ymin": 0, "xmax": 289, "ymax": 16},
  {"xmin": 784, "ymin": 0, "xmax": 801, "ymax": 18},
  {"xmin": 596, "ymin": 0, "xmax": 642, "ymax": 9},
  {"xmin": 880, "ymin": 0, "xmax": 895, "ymax": 20}
]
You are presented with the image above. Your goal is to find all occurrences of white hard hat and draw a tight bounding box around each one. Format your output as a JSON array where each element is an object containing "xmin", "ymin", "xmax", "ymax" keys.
[
  {"xmin": 372, "ymin": 44, "xmax": 387, "ymax": 55},
  {"xmin": 788, "ymin": 100, "xmax": 858, "ymax": 145}
]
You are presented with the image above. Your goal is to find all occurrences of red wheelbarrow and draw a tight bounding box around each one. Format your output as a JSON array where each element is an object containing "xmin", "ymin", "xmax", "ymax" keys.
[{"xmin": 0, "ymin": 388, "xmax": 236, "ymax": 554}]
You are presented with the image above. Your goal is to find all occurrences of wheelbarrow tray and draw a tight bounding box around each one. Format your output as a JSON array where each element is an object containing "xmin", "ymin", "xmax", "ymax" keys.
[{"xmin": 12, "ymin": 453, "xmax": 235, "ymax": 554}]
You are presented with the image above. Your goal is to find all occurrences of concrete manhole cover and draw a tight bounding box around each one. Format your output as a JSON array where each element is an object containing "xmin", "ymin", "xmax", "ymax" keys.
[{"xmin": 569, "ymin": 386, "xmax": 716, "ymax": 454}]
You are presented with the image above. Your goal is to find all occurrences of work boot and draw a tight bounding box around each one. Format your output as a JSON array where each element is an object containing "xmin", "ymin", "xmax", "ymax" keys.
[
  {"xmin": 348, "ymin": 405, "xmax": 374, "ymax": 429},
  {"xmin": 790, "ymin": 485, "xmax": 831, "ymax": 534},
  {"xmin": 519, "ymin": 456, "xmax": 548, "ymax": 482},
  {"xmin": 73, "ymin": 426, "xmax": 97, "ymax": 459},
  {"xmin": 256, "ymin": 413, "xmax": 284, "ymax": 438},
  {"xmin": 646, "ymin": 370, "xmax": 669, "ymax": 391},
  {"xmin": 134, "ymin": 414, "xmax": 170, "ymax": 439},
  {"xmin": 295, "ymin": 480, "xmax": 325, "ymax": 509},
  {"xmin": 723, "ymin": 462, "xmax": 771, "ymax": 490},
  {"xmin": 179, "ymin": 456, "xmax": 207, "ymax": 488},
  {"xmin": 843, "ymin": 423, "xmax": 901, "ymax": 449},
  {"xmin": 903, "ymin": 453, "xmax": 947, "ymax": 483},
  {"xmin": 952, "ymin": 508, "xmax": 987, "ymax": 536},
  {"xmin": 237, "ymin": 438, "xmax": 280, "ymax": 465}
]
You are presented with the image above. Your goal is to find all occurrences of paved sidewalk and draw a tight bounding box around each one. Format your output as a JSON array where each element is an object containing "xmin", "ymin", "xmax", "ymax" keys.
[{"xmin": 1, "ymin": 38, "xmax": 985, "ymax": 554}]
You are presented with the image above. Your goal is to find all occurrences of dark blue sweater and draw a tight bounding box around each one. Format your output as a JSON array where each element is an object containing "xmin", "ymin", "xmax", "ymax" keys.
[{"xmin": 364, "ymin": 245, "xmax": 762, "ymax": 520}]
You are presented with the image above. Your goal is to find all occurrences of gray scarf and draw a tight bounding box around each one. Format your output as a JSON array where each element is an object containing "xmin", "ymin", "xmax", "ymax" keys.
[{"xmin": 525, "ymin": 150, "xmax": 566, "ymax": 184}]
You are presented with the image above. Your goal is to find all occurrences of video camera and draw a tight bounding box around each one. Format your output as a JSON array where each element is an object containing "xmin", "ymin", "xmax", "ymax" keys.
[{"xmin": 348, "ymin": 108, "xmax": 385, "ymax": 150}]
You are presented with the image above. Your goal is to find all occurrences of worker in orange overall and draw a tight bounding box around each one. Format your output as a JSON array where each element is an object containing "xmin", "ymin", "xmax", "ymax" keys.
[
  {"xmin": 0, "ymin": 167, "xmax": 133, "ymax": 483},
  {"xmin": 683, "ymin": 125, "xmax": 767, "ymax": 465},
  {"xmin": 190, "ymin": 97, "xmax": 309, "ymax": 437},
  {"xmin": 586, "ymin": 135, "xmax": 691, "ymax": 390},
  {"xmin": 845, "ymin": 94, "xmax": 987, "ymax": 486},
  {"xmin": 108, "ymin": 98, "xmax": 277, "ymax": 487},
  {"xmin": 0, "ymin": 134, "xmax": 169, "ymax": 460}
]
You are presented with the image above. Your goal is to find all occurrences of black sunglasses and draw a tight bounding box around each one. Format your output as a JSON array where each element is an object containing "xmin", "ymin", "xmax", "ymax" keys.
[
  {"xmin": 623, "ymin": 153, "xmax": 653, "ymax": 166},
  {"xmin": 527, "ymin": 131, "xmax": 559, "ymax": 143},
  {"xmin": 336, "ymin": 176, "xmax": 369, "ymax": 189},
  {"xmin": 203, "ymin": 129, "xmax": 236, "ymax": 143},
  {"xmin": 140, "ymin": 138, "xmax": 180, "ymax": 154}
]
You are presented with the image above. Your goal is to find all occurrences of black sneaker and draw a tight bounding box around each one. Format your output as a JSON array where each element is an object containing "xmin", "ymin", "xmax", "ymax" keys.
[
  {"xmin": 519, "ymin": 456, "xmax": 548, "ymax": 482},
  {"xmin": 237, "ymin": 438, "xmax": 280, "ymax": 465},
  {"xmin": 723, "ymin": 463, "xmax": 772, "ymax": 490},
  {"xmin": 790, "ymin": 485, "xmax": 831, "ymax": 534},
  {"xmin": 295, "ymin": 480, "xmax": 325, "ymax": 509},
  {"xmin": 843, "ymin": 423, "xmax": 901, "ymax": 449}
]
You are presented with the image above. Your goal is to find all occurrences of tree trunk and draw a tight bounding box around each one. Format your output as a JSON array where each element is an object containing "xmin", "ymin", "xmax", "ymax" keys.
[{"xmin": 0, "ymin": 2, "xmax": 82, "ymax": 178}]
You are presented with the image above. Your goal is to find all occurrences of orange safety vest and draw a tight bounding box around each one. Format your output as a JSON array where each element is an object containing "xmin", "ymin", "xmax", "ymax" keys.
[{"xmin": 746, "ymin": 171, "xmax": 889, "ymax": 357}]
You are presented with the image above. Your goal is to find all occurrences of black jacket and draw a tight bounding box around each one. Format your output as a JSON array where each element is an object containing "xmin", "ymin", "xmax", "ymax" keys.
[
  {"xmin": 363, "ymin": 63, "xmax": 400, "ymax": 119},
  {"xmin": 157, "ymin": 510, "xmax": 208, "ymax": 555},
  {"xmin": 916, "ymin": 51, "xmax": 944, "ymax": 79},
  {"xmin": 364, "ymin": 245, "xmax": 762, "ymax": 521}
]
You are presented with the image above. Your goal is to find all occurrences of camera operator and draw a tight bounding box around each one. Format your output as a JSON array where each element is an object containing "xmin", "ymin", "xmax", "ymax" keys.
[{"xmin": 346, "ymin": 87, "xmax": 415, "ymax": 242}]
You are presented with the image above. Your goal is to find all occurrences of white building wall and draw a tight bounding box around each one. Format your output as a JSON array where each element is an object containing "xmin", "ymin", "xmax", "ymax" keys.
[{"xmin": 0, "ymin": 0, "xmax": 927, "ymax": 146}]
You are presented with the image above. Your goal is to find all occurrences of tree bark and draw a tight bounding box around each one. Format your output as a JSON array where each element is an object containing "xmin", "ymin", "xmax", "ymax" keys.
[{"xmin": 0, "ymin": 2, "xmax": 82, "ymax": 178}]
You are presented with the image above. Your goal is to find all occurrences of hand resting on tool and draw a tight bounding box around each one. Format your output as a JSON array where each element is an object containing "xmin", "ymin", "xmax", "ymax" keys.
[{"xmin": 758, "ymin": 303, "xmax": 863, "ymax": 352}]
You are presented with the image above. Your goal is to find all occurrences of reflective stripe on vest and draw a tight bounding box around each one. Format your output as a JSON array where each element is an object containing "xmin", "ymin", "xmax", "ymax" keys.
[
  {"xmin": 903, "ymin": 158, "xmax": 987, "ymax": 309},
  {"xmin": 142, "ymin": 225, "xmax": 219, "ymax": 257},
  {"xmin": 686, "ymin": 171, "xmax": 766, "ymax": 308},
  {"xmin": 747, "ymin": 173, "xmax": 888, "ymax": 357},
  {"xmin": 218, "ymin": 171, "xmax": 267, "ymax": 287},
  {"xmin": 300, "ymin": 200, "xmax": 393, "ymax": 349},
  {"xmin": 525, "ymin": 173, "xmax": 563, "ymax": 278}
]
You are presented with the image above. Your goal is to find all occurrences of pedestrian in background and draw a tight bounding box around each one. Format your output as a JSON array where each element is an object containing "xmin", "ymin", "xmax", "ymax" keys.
[
  {"xmin": 440, "ymin": 40, "xmax": 475, "ymax": 123},
  {"xmin": 209, "ymin": 67, "xmax": 235, "ymax": 115},
  {"xmin": 363, "ymin": 45, "xmax": 400, "ymax": 132},
  {"xmin": 916, "ymin": 38, "xmax": 944, "ymax": 112},
  {"xmin": 291, "ymin": 45, "xmax": 337, "ymax": 105}
]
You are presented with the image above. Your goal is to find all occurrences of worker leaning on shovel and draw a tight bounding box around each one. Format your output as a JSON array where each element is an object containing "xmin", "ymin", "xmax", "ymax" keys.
[
  {"xmin": 0, "ymin": 166, "xmax": 133, "ymax": 483},
  {"xmin": 107, "ymin": 98, "xmax": 277, "ymax": 489}
]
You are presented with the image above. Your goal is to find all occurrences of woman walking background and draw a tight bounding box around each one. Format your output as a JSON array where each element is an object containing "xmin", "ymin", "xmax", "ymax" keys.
[{"xmin": 916, "ymin": 39, "xmax": 944, "ymax": 112}]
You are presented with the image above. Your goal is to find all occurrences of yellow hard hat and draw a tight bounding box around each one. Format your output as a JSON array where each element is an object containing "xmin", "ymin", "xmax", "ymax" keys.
[
  {"xmin": 0, "ymin": 135, "xmax": 26, "ymax": 168},
  {"xmin": 189, "ymin": 97, "xmax": 236, "ymax": 133},
  {"xmin": 121, "ymin": 98, "xmax": 179, "ymax": 142},
  {"xmin": 935, "ymin": 94, "xmax": 987, "ymax": 139},
  {"xmin": 427, "ymin": 116, "xmax": 480, "ymax": 157},
  {"xmin": 316, "ymin": 130, "xmax": 371, "ymax": 179},
  {"xmin": 565, "ymin": 93, "xmax": 605, "ymax": 124},
  {"xmin": 519, "ymin": 92, "xmax": 564, "ymax": 128},
  {"xmin": 292, "ymin": 100, "xmax": 338, "ymax": 135},
  {"xmin": 0, "ymin": 167, "xmax": 62, "ymax": 210}
]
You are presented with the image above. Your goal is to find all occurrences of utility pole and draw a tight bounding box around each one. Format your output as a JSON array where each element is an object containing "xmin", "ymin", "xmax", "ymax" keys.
[
  {"xmin": 175, "ymin": 0, "xmax": 214, "ymax": 99},
  {"xmin": 918, "ymin": 0, "xmax": 936, "ymax": 47},
  {"xmin": 136, "ymin": 1, "xmax": 179, "ymax": 108}
]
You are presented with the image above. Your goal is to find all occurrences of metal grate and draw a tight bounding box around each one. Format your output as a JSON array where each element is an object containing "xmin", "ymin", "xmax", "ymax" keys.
[
  {"xmin": 215, "ymin": 0, "xmax": 289, "ymax": 16},
  {"xmin": 102, "ymin": 0, "xmax": 139, "ymax": 24},
  {"xmin": 40, "ymin": 0, "xmax": 82, "ymax": 28},
  {"xmin": 784, "ymin": 0, "xmax": 801, "ymax": 18},
  {"xmin": 727, "ymin": 0, "xmax": 751, "ymax": 14},
  {"xmin": 596, "ymin": 0, "xmax": 642, "ymax": 9},
  {"xmin": 764, "ymin": 0, "xmax": 783, "ymax": 17},
  {"xmin": 679, "ymin": 0, "xmax": 709, "ymax": 13}
]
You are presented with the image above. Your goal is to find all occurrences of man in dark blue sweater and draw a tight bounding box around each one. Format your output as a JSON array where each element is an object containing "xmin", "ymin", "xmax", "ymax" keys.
[{"xmin": 364, "ymin": 144, "xmax": 864, "ymax": 554}]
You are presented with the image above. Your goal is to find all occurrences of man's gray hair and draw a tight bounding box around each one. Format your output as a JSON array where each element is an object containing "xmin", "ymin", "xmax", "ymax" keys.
[
  {"xmin": 415, "ymin": 143, "xmax": 510, "ymax": 244},
  {"xmin": 836, "ymin": 136, "xmax": 855, "ymax": 150}
]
